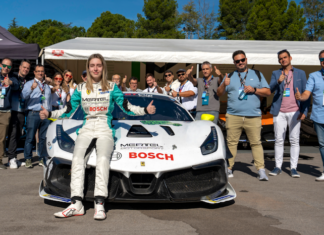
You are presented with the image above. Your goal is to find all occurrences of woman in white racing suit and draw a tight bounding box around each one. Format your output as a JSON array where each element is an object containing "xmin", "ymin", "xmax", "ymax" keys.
[{"xmin": 40, "ymin": 54, "xmax": 156, "ymax": 220}]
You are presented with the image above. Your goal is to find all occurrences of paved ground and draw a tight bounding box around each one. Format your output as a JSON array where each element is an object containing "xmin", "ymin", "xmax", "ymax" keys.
[{"xmin": 0, "ymin": 146, "xmax": 323, "ymax": 235}]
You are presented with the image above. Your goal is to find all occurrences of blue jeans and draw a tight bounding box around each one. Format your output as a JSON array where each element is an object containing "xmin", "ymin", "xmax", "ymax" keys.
[
  {"xmin": 195, "ymin": 111, "xmax": 219, "ymax": 125},
  {"xmin": 313, "ymin": 121, "xmax": 324, "ymax": 171},
  {"xmin": 24, "ymin": 111, "xmax": 51, "ymax": 160}
]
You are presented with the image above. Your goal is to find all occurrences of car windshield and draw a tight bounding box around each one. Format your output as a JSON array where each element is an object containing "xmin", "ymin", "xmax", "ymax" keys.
[{"xmin": 71, "ymin": 94, "xmax": 193, "ymax": 121}]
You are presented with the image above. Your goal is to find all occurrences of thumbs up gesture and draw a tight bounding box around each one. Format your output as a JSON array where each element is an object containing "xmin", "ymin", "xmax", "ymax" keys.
[
  {"xmin": 278, "ymin": 70, "xmax": 286, "ymax": 84},
  {"xmin": 185, "ymin": 66, "xmax": 194, "ymax": 78},
  {"xmin": 295, "ymin": 88, "xmax": 301, "ymax": 100},
  {"xmin": 39, "ymin": 105, "xmax": 49, "ymax": 119},
  {"xmin": 214, "ymin": 65, "xmax": 222, "ymax": 76},
  {"xmin": 146, "ymin": 100, "xmax": 156, "ymax": 114},
  {"xmin": 224, "ymin": 73, "xmax": 230, "ymax": 86},
  {"xmin": 122, "ymin": 75, "xmax": 127, "ymax": 84},
  {"xmin": 31, "ymin": 80, "xmax": 38, "ymax": 90}
]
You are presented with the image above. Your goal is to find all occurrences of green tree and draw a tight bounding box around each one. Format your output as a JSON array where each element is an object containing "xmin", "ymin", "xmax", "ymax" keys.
[
  {"xmin": 135, "ymin": 0, "xmax": 184, "ymax": 39},
  {"xmin": 246, "ymin": 0, "xmax": 305, "ymax": 40},
  {"xmin": 8, "ymin": 26, "xmax": 30, "ymax": 42},
  {"xmin": 8, "ymin": 18, "xmax": 19, "ymax": 30},
  {"xmin": 87, "ymin": 11, "xmax": 135, "ymax": 38},
  {"xmin": 215, "ymin": 0, "xmax": 253, "ymax": 39},
  {"xmin": 181, "ymin": 0, "xmax": 217, "ymax": 39},
  {"xmin": 26, "ymin": 20, "xmax": 86, "ymax": 48},
  {"xmin": 301, "ymin": 0, "xmax": 324, "ymax": 41}
]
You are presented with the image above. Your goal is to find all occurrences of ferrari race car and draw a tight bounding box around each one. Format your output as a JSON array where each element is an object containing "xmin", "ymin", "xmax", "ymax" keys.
[{"xmin": 39, "ymin": 92, "xmax": 236, "ymax": 204}]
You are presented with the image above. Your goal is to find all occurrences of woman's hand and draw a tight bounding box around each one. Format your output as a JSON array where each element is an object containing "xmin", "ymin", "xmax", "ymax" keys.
[
  {"xmin": 40, "ymin": 106, "xmax": 49, "ymax": 119},
  {"xmin": 146, "ymin": 100, "xmax": 156, "ymax": 114}
]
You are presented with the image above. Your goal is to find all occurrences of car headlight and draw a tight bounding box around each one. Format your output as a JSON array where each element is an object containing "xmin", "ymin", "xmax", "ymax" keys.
[
  {"xmin": 200, "ymin": 126, "xmax": 218, "ymax": 155},
  {"xmin": 56, "ymin": 125, "xmax": 75, "ymax": 154}
]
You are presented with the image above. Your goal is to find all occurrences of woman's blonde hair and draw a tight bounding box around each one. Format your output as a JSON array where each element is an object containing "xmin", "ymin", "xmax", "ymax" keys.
[
  {"xmin": 52, "ymin": 72, "xmax": 69, "ymax": 94},
  {"xmin": 86, "ymin": 53, "xmax": 110, "ymax": 92}
]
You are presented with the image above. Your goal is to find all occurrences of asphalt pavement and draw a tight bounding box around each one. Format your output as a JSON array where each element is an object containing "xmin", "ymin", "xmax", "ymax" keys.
[{"xmin": 0, "ymin": 146, "xmax": 323, "ymax": 235}]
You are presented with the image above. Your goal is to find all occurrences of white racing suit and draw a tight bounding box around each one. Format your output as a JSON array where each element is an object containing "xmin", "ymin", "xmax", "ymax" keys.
[{"xmin": 50, "ymin": 82, "xmax": 147, "ymax": 198}]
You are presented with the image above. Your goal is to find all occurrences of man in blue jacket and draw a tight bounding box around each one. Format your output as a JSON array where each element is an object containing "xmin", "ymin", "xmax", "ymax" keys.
[
  {"xmin": 22, "ymin": 65, "xmax": 52, "ymax": 168},
  {"xmin": 295, "ymin": 50, "xmax": 324, "ymax": 181},
  {"xmin": 0, "ymin": 58, "xmax": 19, "ymax": 169},
  {"xmin": 269, "ymin": 49, "xmax": 310, "ymax": 178}
]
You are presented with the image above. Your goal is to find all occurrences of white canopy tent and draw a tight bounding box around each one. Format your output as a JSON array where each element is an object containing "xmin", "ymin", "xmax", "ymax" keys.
[{"xmin": 43, "ymin": 37, "xmax": 324, "ymax": 65}]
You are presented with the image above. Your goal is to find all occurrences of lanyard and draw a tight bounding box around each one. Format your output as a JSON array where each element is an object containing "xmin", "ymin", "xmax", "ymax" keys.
[
  {"xmin": 148, "ymin": 87, "xmax": 156, "ymax": 93},
  {"xmin": 56, "ymin": 87, "xmax": 62, "ymax": 98},
  {"xmin": 321, "ymin": 69, "xmax": 324, "ymax": 78},
  {"xmin": 179, "ymin": 81, "xmax": 188, "ymax": 92},
  {"xmin": 203, "ymin": 76, "xmax": 213, "ymax": 90},
  {"xmin": 165, "ymin": 80, "xmax": 175, "ymax": 88},
  {"xmin": 284, "ymin": 71, "xmax": 293, "ymax": 87},
  {"xmin": 238, "ymin": 70, "xmax": 249, "ymax": 87},
  {"xmin": 18, "ymin": 75, "xmax": 26, "ymax": 90},
  {"xmin": 35, "ymin": 79, "xmax": 45, "ymax": 95}
]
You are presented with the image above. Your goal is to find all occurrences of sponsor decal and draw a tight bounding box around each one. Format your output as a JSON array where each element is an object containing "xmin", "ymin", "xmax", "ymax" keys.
[
  {"xmin": 52, "ymin": 50, "xmax": 64, "ymax": 57},
  {"xmin": 138, "ymin": 94, "xmax": 153, "ymax": 97},
  {"xmin": 82, "ymin": 98, "xmax": 108, "ymax": 102},
  {"xmin": 48, "ymin": 146, "xmax": 52, "ymax": 150},
  {"xmin": 111, "ymin": 152, "xmax": 122, "ymax": 161},
  {"xmin": 98, "ymin": 89, "xmax": 109, "ymax": 94},
  {"xmin": 140, "ymin": 121, "xmax": 182, "ymax": 126},
  {"xmin": 141, "ymin": 162, "xmax": 145, "ymax": 166},
  {"xmin": 89, "ymin": 106, "xmax": 108, "ymax": 111},
  {"xmin": 208, "ymin": 195, "xmax": 234, "ymax": 203},
  {"xmin": 120, "ymin": 143, "xmax": 163, "ymax": 150},
  {"xmin": 129, "ymin": 152, "xmax": 174, "ymax": 161},
  {"xmin": 47, "ymin": 142, "xmax": 51, "ymax": 146},
  {"xmin": 86, "ymin": 90, "xmax": 91, "ymax": 95},
  {"xmin": 42, "ymin": 194, "xmax": 71, "ymax": 203},
  {"xmin": 172, "ymin": 145, "xmax": 177, "ymax": 150}
]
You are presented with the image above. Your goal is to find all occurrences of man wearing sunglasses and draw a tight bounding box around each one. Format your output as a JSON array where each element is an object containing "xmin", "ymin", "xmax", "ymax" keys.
[
  {"xmin": 22, "ymin": 65, "xmax": 52, "ymax": 169},
  {"xmin": 268, "ymin": 50, "xmax": 309, "ymax": 178},
  {"xmin": 171, "ymin": 69, "xmax": 197, "ymax": 116},
  {"xmin": 163, "ymin": 70, "xmax": 180, "ymax": 96},
  {"xmin": 7, "ymin": 59, "xmax": 33, "ymax": 169},
  {"xmin": 0, "ymin": 58, "xmax": 19, "ymax": 169},
  {"xmin": 295, "ymin": 50, "xmax": 324, "ymax": 181},
  {"xmin": 217, "ymin": 50, "xmax": 271, "ymax": 181},
  {"xmin": 187, "ymin": 62, "xmax": 223, "ymax": 125}
]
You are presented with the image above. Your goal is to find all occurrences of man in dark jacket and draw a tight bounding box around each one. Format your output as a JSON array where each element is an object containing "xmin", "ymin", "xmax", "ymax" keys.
[
  {"xmin": 269, "ymin": 49, "xmax": 310, "ymax": 178},
  {"xmin": 0, "ymin": 58, "xmax": 19, "ymax": 169}
]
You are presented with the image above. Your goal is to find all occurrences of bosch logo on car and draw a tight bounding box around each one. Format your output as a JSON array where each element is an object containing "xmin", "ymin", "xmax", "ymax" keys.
[
  {"xmin": 89, "ymin": 107, "xmax": 108, "ymax": 111},
  {"xmin": 129, "ymin": 152, "xmax": 174, "ymax": 161}
]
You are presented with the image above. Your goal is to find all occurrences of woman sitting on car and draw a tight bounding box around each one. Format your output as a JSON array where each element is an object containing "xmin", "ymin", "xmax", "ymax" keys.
[{"xmin": 40, "ymin": 53, "xmax": 156, "ymax": 220}]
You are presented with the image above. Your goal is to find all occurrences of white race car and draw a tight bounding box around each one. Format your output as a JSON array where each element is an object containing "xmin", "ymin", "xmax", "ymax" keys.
[{"xmin": 39, "ymin": 92, "xmax": 236, "ymax": 204}]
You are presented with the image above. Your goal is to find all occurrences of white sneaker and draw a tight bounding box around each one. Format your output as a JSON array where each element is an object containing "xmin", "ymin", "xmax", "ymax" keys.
[
  {"xmin": 227, "ymin": 168, "xmax": 234, "ymax": 178},
  {"xmin": 9, "ymin": 158, "xmax": 18, "ymax": 169},
  {"xmin": 258, "ymin": 169, "xmax": 269, "ymax": 181},
  {"xmin": 94, "ymin": 201, "xmax": 106, "ymax": 220},
  {"xmin": 315, "ymin": 173, "xmax": 324, "ymax": 181},
  {"xmin": 54, "ymin": 200, "xmax": 84, "ymax": 218}
]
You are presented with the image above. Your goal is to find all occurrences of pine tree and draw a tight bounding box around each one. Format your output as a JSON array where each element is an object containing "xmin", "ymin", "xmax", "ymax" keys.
[{"xmin": 301, "ymin": 0, "xmax": 324, "ymax": 41}]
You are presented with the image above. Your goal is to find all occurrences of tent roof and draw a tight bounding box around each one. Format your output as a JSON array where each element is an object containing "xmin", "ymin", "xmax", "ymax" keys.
[
  {"xmin": 0, "ymin": 26, "xmax": 40, "ymax": 60},
  {"xmin": 44, "ymin": 37, "xmax": 324, "ymax": 65}
]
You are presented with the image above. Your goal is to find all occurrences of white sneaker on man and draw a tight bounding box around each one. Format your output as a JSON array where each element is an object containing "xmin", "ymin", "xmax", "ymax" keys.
[
  {"xmin": 54, "ymin": 200, "xmax": 84, "ymax": 218},
  {"xmin": 94, "ymin": 201, "xmax": 106, "ymax": 220},
  {"xmin": 9, "ymin": 158, "xmax": 18, "ymax": 169},
  {"xmin": 315, "ymin": 173, "xmax": 324, "ymax": 181},
  {"xmin": 258, "ymin": 169, "xmax": 269, "ymax": 181}
]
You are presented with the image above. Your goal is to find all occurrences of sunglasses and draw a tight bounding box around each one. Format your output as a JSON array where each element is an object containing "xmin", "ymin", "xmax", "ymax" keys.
[
  {"xmin": 164, "ymin": 74, "xmax": 172, "ymax": 77},
  {"xmin": 2, "ymin": 64, "xmax": 12, "ymax": 69},
  {"xmin": 234, "ymin": 58, "xmax": 246, "ymax": 64},
  {"xmin": 177, "ymin": 73, "xmax": 185, "ymax": 77},
  {"xmin": 65, "ymin": 74, "xmax": 73, "ymax": 79},
  {"xmin": 320, "ymin": 58, "xmax": 324, "ymax": 62},
  {"xmin": 54, "ymin": 77, "xmax": 63, "ymax": 81}
]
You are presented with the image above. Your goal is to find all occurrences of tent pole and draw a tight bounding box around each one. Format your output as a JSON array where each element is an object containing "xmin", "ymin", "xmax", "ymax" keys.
[
  {"xmin": 41, "ymin": 54, "xmax": 44, "ymax": 66},
  {"xmin": 196, "ymin": 63, "xmax": 199, "ymax": 78},
  {"xmin": 36, "ymin": 59, "xmax": 38, "ymax": 65}
]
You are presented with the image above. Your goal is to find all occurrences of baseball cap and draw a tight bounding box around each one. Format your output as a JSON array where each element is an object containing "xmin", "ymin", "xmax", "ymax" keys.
[
  {"xmin": 82, "ymin": 70, "xmax": 87, "ymax": 75},
  {"xmin": 176, "ymin": 69, "xmax": 186, "ymax": 73}
]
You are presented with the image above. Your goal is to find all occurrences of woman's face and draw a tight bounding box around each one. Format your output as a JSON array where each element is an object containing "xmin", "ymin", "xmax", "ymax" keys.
[
  {"xmin": 54, "ymin": 75, "xmax": 63, "ymax": 86},
  {"xmin": 89, "ymin": 58, "xmax": 103, "ymax": 82},
  {"xmin": 64, "ymin": 72, "xmax": 73, "ymax": 83}
]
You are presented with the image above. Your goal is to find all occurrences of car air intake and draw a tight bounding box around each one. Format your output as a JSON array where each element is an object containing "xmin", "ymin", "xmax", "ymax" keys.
[
  {"xmin": 127, "ymin": 125, "xmax": 152, "ymax": 137},
  {"xmin": 160, "ymin": 126, "xmax": 175, "ymax": 136}
]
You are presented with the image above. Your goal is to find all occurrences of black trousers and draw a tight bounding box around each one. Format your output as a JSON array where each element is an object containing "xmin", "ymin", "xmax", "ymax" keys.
[{"xmin": 7, "ymin": 111, "xmax": 25, "ymax": 160}]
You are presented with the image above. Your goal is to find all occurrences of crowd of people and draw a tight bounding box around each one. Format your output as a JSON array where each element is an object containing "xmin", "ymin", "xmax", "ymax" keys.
[{"xmin": 0, "ymin": 49, "xmax": 324, "ymax": 185}]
